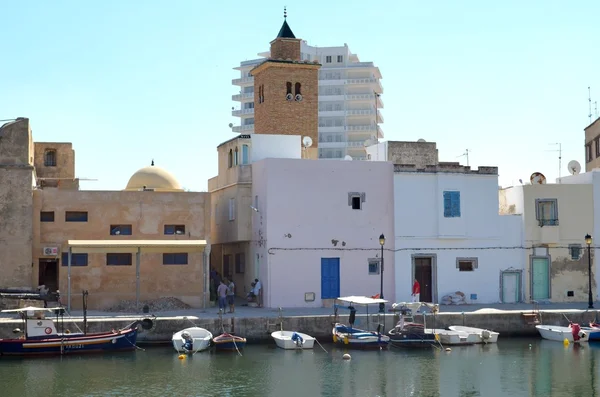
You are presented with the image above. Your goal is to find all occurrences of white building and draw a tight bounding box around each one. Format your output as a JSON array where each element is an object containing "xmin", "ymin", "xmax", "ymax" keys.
[
  {"xmin": 369, "ymin": 141, "xmax": 524, "ymax": 305},
  {"xmin": 232, "ymin": 42, "xmax": 383, "ymax": 161}
]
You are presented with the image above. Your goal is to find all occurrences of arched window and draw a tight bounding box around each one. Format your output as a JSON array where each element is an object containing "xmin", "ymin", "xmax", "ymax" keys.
[
  {"xmin": 228, "ymin": 149, "xmax": 233, "ymax": 168},
  {"xmin": 234, "ymin": 147, "xmax": 239, "ymax": 166},
  {"xmin": 295, "ymin": 83, "xmax": 302, "ymax": 95},
  {"xmin": 44, "ymin": 149, "xmax": 57, "ymax": 167},
  {"xmin": 242, "ymin": 145, "xmax": 249, "ymax": 165},
  {"xmin": 286, "ymin": 82, "xmax": 292, "ymax": 95}
]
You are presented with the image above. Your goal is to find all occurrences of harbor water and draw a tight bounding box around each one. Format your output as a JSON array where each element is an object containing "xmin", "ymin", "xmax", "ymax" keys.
[{"xmin": 1, "ymin": 339, "xmax": 599, "ymax": 397}]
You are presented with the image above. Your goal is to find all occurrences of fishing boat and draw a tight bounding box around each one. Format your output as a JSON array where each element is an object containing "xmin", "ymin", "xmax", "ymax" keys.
[
  {"xmin": 388, "ymin": 302, "xmax": 438, "ymax": 348},
  {"xmin": 582, "ymin": 322, "xmax": 600, "ymax": 341},
  {"xmin": 536, "ymin": 323, "xmax": 598, "ymax": 343},
  {"xmin": 0, "ymin": 306, "xmax": 151, "ymax": 357},
  {"xmin": 448, "ymin": 326, "xmax": 500, "ymax": 344},
  {"xmin": 332, "ymin": 296, "xmax": 390, "ymax": 350},
  {"xmin": 271, "ymin": 331, "xmax": 315, "ymax": 350},
  {"xmin": 213, "ymin": 333, "xmax": 246, "ymax": 351},
  {"xmin": 172, "ymin": 327, "xmax": 213, "ymax": 353}
]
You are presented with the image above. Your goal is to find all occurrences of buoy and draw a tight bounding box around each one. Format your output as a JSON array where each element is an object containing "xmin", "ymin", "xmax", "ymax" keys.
[
  {"xmin": 178, "ymin": 354, "xmax": 186, "ymax": 359},
  {"xmin": 342, "ymin": 353, "xmax": 351, "ymax": 360},
  {"xmin": 445, "ymin": 348, "xmax": 451, "ymax": 352},
  {"xmin": 563, "ymin": 338, "xmax": 570, "ymax": 347}
]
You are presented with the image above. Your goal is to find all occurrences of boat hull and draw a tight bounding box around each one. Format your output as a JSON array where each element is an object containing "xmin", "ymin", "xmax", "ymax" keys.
[
  {"xmin": 448, "ymin": 326, "xmax": 500, "ymax": 344},
  {"xmin": 0, "ymin": 328, "xmax": 138, "ymax": 356},
  {"xmin": 271, "ymin": 331, "xmax": 315, "ymax": 350},
  {"xmin": 536, "ymin": 325, "xmax": 592, "ymax": 343},
  {"xmin": 427, "ymin": 329, "xmax": 478, "ymax": 345},
  {"xmin": 172, "ymin": 327, "xmax": 213, "ymax": 353},
  {"xmin": 213, "ymin": 333, "xmax": 246, "ymax": 351},
  {"xmin": 388, "ymin": 328, "xmax": 438, "ymax": 348},
  {"xmin": 582, "ymin": 327, "xmax": 600, "ymax": 341},
  {"xmin": 333, "ymin": 323, "xmax": 389, "ymax": 350}
]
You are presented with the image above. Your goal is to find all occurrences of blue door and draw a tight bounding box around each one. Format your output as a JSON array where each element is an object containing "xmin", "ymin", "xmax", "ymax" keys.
[
  {"xmin": 321, "ymin": 258, "xmax": 340, "ymax": 299},
  {"xmin": 532, "ymin": 258, "xmax": 550, "ymax": 300}
]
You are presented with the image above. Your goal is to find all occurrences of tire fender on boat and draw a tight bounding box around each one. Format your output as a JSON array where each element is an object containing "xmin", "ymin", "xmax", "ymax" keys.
[
  {"xmin": 333, "ymin": 335, "xmax": 338, "ymax": 343},
  {"xmin": 44, "ymin": 327, "xmax": 52, "ymax": 335},
  {"xmin": 343, "ymin": 336, "xmax": 349, "ymax": 345}
]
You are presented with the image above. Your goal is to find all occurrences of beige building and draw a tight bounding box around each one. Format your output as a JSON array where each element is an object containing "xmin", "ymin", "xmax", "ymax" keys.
[
  {"xmin": 585, "ymin": 118, "xmax": 600, "ymax": 172},
  {"xmin": 0, "ymin": 118, "xmax": 210, "ymax": 310},
  {"xmin": 500, "ymin": 182, "xmax": 595, "ymax": 303}
]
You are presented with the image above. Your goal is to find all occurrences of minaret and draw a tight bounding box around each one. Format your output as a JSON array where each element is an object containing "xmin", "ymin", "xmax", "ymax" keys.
[{"xmin": 251, "ymin": 8, "xmax": 321, "ymax": 159}]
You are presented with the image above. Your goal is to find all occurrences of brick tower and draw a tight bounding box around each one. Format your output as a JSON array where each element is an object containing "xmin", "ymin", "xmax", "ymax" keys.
[{"xmin": 251, "ymin": 10, "xmax": 321, "ymax": 159}]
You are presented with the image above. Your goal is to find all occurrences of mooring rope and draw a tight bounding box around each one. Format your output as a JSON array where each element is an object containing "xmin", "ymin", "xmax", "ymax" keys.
[{"xmin": 314, "ymin": 337, "xmax": 328, "ymax": 354}]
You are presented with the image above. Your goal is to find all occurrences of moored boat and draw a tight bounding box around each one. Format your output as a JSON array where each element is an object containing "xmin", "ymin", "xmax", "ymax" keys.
[
  {"xmin": 0, "ymin": 306, "xmax": 149, "ymax": 357},
  {"xmin": 388, "ymin": 302, "xmax": 438, "ymax": 348},
  {"xmin": 448, "ymin": 325, "xmax": 500, "ymax": 344},
  {"xmin": 331, "ymin": 296, "xmax": 390, "ymax": 350},
  {"xmin": 271, "ymin": 331, "xmax": 315, "ymax": 350},
  {"xmin": 536, "ymin": 323, "xmax": 596, "ymax": 343},
  {"xmin": 582, "ymin": 322, "xmax": 600, "ymax": 341},
  {"xmin": 172, "ymin": 327, "xmax": 213, "ymax": 353},
  {"xmin": 427, "ymin": 328, "xmax": 478, "ymax": 346},
  {"xmin": 213, "ymin": 333, "xmax": 246, "ymax": 351}
]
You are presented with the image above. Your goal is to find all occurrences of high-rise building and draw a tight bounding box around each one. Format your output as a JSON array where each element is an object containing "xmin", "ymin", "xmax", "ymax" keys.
[{"xmin": 232, "ymin": 22, "xmax": 383, "ymax": 160}]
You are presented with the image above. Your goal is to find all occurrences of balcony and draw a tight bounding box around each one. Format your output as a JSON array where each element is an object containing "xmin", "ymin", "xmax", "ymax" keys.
[
  {"xmin": 318, "ymin": 141, "xmax": 346, "ymax": 149},
  {"xmin": 347, "ymin": 78, "xmax": 383, "ymax": 94},
  {"xmin": 232, "ymin": 93, "xmax": 254, "ymax": 101},
  {"xmin": 318, "ymin": 110, "xmax": 345, "ymax": 117},
  {"xmin": 346, "ymin": 141, "xmax": 366, "ymax": 148},
  {"xmin": 232, "ymin": 76, "xmax": 254, "ymax": 86},
  {"xmin": 232, "ymin": 125, "xmax": 254, "ymax": 133},
  {"xmin": 347, "ymin": 109, "xmax": 375, "ymax": 117},
  {"xmin": 318, "ymin": 126, "xmax": 344, "ymax": 133},
  {"xmin": 345, "ymin": 94, "xmax": 384, "ymax": 108},
  {"xmin": 319, "ymin": 94, "xmax": 345, "ymax": 101},
  {"xmin": 232, "ymin": 108, "xmax": 254, "ymax": 117}
]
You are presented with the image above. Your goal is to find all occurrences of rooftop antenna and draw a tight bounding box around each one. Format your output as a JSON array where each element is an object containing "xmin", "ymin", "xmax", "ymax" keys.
[
  {"xmin": 589, "ymin": 86, "xmax": 593, "ymax": 124},
  {"xmin": 284, "ymin": 6, "xmax": 287, "ymax": 19},
  {"xmin": 596, "ymin": 101, "xmax": 598, "ymax": 119},
  {"xmin": 457, "ymin": 149, "xmax": 470, "ymax": 166},
  {"xmin": 546, "ymin": 143, "xmax": 562, "ymax": 182}
]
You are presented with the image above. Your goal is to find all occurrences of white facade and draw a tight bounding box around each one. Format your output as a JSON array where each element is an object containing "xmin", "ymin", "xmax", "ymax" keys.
[
  {"xmin": 251, "ymin": 157, "xmax": 395, "ymax": 308},
  {"xmin": 394, "ymin": 167, "xmax": 524, "ymax": 304},
  {"xmin": 232, "ymin": 42, "xmax": 383, "ymax": 161}
]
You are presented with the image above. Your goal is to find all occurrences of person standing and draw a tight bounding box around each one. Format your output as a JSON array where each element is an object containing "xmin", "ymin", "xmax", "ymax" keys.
[
  {"xmin": 227, "ymin": 279, "xmax": 236, "ymax": 313},
  {"xmin": 412, "ymin": 279, "xmax": 421, "ymax": 302},
  {"xmin": 254, "ymin": 278, "xmax": 262, "ymax": 308},
  {"xmin": 217, "ymin": 280, "xmax": 228, "ymax": 313}
]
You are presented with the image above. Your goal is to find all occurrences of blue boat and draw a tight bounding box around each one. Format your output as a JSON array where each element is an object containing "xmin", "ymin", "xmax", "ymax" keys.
[
  {"xmin": 332, "ymin": 296, "xmax": 390, "ymax": 350},
  {"xmin": 213, "ymin": 333, "xmax": 246, "ymax": 351},
  {"xmin": 0, "ymin": 306, "xmax": 148, "ymax": 357},
  {"xmin": 582, "ymin": 322, "xmax": 600, "ymax": 341}
]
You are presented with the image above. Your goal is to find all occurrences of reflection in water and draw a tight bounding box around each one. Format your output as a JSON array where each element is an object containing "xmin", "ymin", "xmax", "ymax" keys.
[{"xmin": 1, "ymin": 339, "xmax": 600, "ymax": 397}]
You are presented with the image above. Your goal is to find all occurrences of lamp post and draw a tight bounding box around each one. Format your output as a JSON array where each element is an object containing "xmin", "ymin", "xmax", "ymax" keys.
[
  {"xmin": 379, "ymin": 234, "xmax": 385, "ymax": 313},
  {"xmin": 586, "ymin": 234, "xmax": 594, "ymax": 309}
]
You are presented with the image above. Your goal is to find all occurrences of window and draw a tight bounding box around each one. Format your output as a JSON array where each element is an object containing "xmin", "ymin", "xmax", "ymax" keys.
[
  {"xmin": 61, "ymin": 253, "xmax": 88, "ymax": 266},
  {"xmin": 228, "ymin": 149, "xmax": 233, "ymax": 168},
  {"xmin": 286, "ymin": 81, "xmax": 292, "ymax": 95},
  {"xmin": 223, "ymin": 254, "xmax": 232, "ymax": 277},
  {"xmin": 337, "ymin": 55, "xmax": 343, "ymax": 63},
  {"xmin": 107, "ymin": 253, "xmax": 132, "ymax": 266},
  {"xmin": 348, "ymin": 192, "xmax": 365, "ymax": 210},
  {"xmin": 164, "ymin": 225, "xmax": 185, "ymax": 235},
  {"xmin": 40, "ymin": 211, "xmax": 54, "ymax": 222},
  {"xmin": 368, "ymin": 258, "xmax": 380, "ymax": 275},
  {"xmin": 235, "ymin": 253, "xmax": 245, "ymax": 273},
  {"xmin": 65, "ymin": 211, "xmax": 88, "ymax": 222},
  {"xmin": 456, "ymin": 258, "xmax": 478, "ymax": 271},
  {"xmin": 110, "ymin": 225, "xmax": 132, "ymax": 235},
  {"xmin": 254, "ymin": 195, "xmax": 258, "ymax": 209},
  {"xmin": 258, "ymin": 84, "xmax": 264, "ymax": 103},
  {"xmin": 44, "ymin": 149, "xmax": 57, "ymax": 167},
  {"xmin": 443, "ymin": 191, "xmax": 461, "ymax": 218},
  {"xmin": 351, "ymin": 196, "xmax": 361, "ymax": 210},
  {"xmin": 244, "ymin": 102, "xmax": 254, "ymax": 109},
  {"xmin": 535, "ymin": 199, "xmax": 558, "ymax": 226},
  {"xmin": 295, "ymin": 82, "xmax": 302, "ymax": 96},
  {"xmin": 596, "ymin": 138, "xmax": 600, "ymax": 158},
  {"xmin": 587, "ymin": 144, "xmax": 593, "ymax": 162},
  {"xmin": 244, "ymin": 117, "xmax": 254, "ymax": 125},
  {"xmin": 228, "ymin": 198, "xmax": 235, "ymax": 221},
  {"xmin": 241, "ymin": 145, "xmax": 249, "ymax": 164},
  {"xmin": 163, "ymin": 253, "xmax": 188, "ymax": 265},
  {"xmin": 234, "ymin": 147, "xmax": 239, "ymax": 166},
  {"xmin": 325, "ymin": 55, "xmax": 332, "ymax": 63},
  {"xmin": 569, "ymin": 244, "xmax": 582, "ymax": 260}
]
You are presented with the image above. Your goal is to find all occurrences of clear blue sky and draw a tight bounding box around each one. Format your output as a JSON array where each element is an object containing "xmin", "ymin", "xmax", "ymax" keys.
[{"xmin": 1, "ymin": 1, "xmax": 598, "ymax": 190}]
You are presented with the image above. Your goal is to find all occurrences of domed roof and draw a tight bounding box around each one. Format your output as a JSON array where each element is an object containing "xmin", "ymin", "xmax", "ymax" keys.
[{"xmin": 125, "ymin": 161, "xmax": 183, "ymax": 192}]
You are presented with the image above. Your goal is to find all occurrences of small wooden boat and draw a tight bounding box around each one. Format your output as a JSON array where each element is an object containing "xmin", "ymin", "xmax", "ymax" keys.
[
  {"xmin": 448, "ymin": 326, "xmax": 500, "ymax": 344},
  {"xmin": 213, "ymin": 333, "xmax": 246, "ymax": 351},
  {"xmin": 427, "ymin": 329, "xmax": 478, "ymax": 345},
  {"xmin": 582, "ymin": 322, "xmax": 600, "ymax": 341},
  {"xmin": 0, "ymin": 306, "xmax": 149, "ymax": 357},
  {"xmin": 172, "ymin": 327, "xmax": 213, "ymax": 353},
  {"xmin": 333, "ymin": 323, "xmax": 390, "ymax": 349},
  {"xmin": 271, "ymin": 331, "xmax": 315, "ymax": 350},
  {"xmin": 536, "ymin": 323, "xmax": 597, "ymax": 343}
]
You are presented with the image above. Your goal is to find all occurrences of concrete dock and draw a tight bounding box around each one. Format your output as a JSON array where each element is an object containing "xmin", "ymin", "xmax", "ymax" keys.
[{"xmin": 1, "ymin": 302, "xmax": 599, "ymax": 344}]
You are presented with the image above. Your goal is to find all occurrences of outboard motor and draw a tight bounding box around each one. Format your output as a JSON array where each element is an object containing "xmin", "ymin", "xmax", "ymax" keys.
[
  {"xmin": 291, "ymin": 332, "xmax": 304, "ymax": 347},
  {"xmin": 182, "ymin": 331, "xmax": 194, "ymax": 352}
]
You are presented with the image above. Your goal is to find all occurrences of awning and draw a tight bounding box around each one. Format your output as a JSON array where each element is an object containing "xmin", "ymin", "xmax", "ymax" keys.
[
  {"xmin": 66, "ymin": 240, "xmax": 208, "ymax": 254},
  {"xmin": 337, "ymin": 296, "xmax": 388, "ymax": 305}
]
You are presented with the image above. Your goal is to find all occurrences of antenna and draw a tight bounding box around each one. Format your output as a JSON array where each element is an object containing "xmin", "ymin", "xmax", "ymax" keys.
[
  {"xmin": 567, "ymin": 160, "xmax": 581, "ymax": 175},
  {"xmin": 589, "ymin": 86, "xmax": 593, "ymax": 124},
  {"xmin": 547, "ymin": 143, "xmax": 562, "ymax": 182},
  {"xmin": 457, "ymin": 149, "xmax": 470, "ymax": 166},
  {"xmin": 301, "ymin": 136, "xmax": 313, "ymax": 159},
  {"xmin": 596, "ymin": 101, "xmax": 598, "ymax": 119}
]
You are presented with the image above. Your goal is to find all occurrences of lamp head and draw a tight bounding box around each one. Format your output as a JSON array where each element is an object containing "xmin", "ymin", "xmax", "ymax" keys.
[
  {"xmin": 585, "ymin": 234, "xmax": 593, "ymax": 246},
  {"xmin": 379, "ymin": 234, "xmax": 385, "ymax": 246}
]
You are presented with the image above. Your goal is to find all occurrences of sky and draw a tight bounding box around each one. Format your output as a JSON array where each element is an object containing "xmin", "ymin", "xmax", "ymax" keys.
[{"xmin": 1, "ymin": 0, "xmax": 599, "ymax": 191}]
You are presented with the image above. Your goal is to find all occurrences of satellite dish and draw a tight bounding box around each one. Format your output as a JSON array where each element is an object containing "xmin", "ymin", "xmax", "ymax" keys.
[
  {"xmin": 302, "ymin": 136, "xmax": 313, "ymax": 148},
  {"xmin": 344, "ymin": 155, "xmax": 353, "ymax": 161},
  {"xmin": 568, "ymin": 160, "xmax": 581, "ymax": 175},
  {"xmin": 417, "ymin": 138, "xmax": 426, "ymax": 143},
  {"xmin": 530, "ymin": 172, "xmax": 547, "ymax": 185},
  {"xmin": 228, "ymin": 123, "xmax": 233, "ymax": 128},
  {"xmin": 364, "ymin": 139, "xmax": 372, "ymax": 147}
]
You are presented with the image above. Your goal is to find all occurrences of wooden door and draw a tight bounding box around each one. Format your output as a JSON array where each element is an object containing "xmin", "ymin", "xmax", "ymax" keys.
[{"xmin": 414, "ymin": 257, "xmax": 433, "ymax": 302}]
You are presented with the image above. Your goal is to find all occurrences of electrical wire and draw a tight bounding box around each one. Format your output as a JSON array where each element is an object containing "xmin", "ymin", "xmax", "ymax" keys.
[{"xmin": 267, "ymin": 245, "xmax": 597, "ymax": 254}]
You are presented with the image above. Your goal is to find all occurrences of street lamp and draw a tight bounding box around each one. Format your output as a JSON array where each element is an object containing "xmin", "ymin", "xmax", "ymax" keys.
[
  {"xmin": 379, "ymin": 233, "xmax": 385, "ymax": 313},
  {"xmin": 586, "ymin": 234, "xmax": 594, "ymax": 309}
]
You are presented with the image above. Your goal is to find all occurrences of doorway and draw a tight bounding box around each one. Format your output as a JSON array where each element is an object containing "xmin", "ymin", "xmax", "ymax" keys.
[
  {"xmin": 531, "ymin": 257, "xmax": 550, "ymax": 300},
  {"xmin": 413, "ymin": 256, "xmax": 435, "ymax": 303},
  {"xmin": 38, "ymin": 259, "xmax": 58, "ymax": 292},
  {"xmin": 501, "ymin": 270, "xmax": 522, "ymax": 303},
  {"xmin": 321, "ymin": 258, "xmax": 340, "ymax": 299}
]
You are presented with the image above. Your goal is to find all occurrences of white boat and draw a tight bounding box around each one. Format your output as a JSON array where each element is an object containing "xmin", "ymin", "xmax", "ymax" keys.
[
  {"xmin": 426, "ymin": 328, "xmax": 479, "ymax": 345},
  {"xmin": 536, "ymin": 324, "xmax": 592, "ymax": 343},
  {"xmin": 172, "ymin": 327, "xmax": 213, "ymax": 353},
  {"xmin": 448, "ymin": 326, "xmax": 500, "ymax": 344},
  {"xmin": 271, "ymin": 331, "xmax": 315, "ymax": 350}
]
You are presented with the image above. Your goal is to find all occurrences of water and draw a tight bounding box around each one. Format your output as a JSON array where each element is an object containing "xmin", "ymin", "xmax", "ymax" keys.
[{"xmin": 1, "ymin": 339, "xmax": 599, "ymax": 397}]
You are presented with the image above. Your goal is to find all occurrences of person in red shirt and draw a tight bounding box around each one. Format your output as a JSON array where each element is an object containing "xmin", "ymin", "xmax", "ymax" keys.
[{"xmin": 412, "ymin": 279, "xmax": 421, "ymax": 302}]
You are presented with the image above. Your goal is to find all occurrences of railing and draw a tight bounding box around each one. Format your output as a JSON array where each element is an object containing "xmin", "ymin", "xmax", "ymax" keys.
[
  {"xmin": 232, "ymin": 125, "xmax": 254, "ymax": 133},
  {"xmin": 232, "ymin": 93, "xmax": 254, "ymax": 101},
  {"xmin": 347, "ymin": 109, "xmax": 375, "ymax": 116},
  {"xmin": 232, "ymin": 76, "xmax": 254, "ymax": 85},
  {"xmin": 347, "ymin": 78, "xmax": 378, "ymax": 85},
  {"xmin": 232, "ymin": 108, "xmax": 254, "ymax": 117},
  {"xmin": 347, "ymin": 125, "xmax": 376, "ymax": 131}
]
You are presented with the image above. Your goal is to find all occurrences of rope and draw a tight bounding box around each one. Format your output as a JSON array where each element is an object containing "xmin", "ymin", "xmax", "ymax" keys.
[
  {"xmin": 221, "ymin": 322, "xmax": 243, "ymax": 357},
  {"xmin": 314, "ymin": 338, "xmax": 328, "ymax": 354}
]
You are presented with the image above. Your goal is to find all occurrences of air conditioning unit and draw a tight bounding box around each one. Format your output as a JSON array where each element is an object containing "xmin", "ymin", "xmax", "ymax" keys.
[{"xmin": 43, "ymin": 247, "xmax": 59, "ymax": 256}]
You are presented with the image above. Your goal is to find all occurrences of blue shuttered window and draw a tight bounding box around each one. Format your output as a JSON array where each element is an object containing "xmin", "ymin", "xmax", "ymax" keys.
[
  {"xmin": 61, "ymin": 253, "xmax": 89, "ymax": 266},
  {"xmin": 163, "ymin": 253, "xmax": 188, "ymax": 265},
  {"xmin": 443, "ymin": 191, "xmax": 461, "ymax": 218}
]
